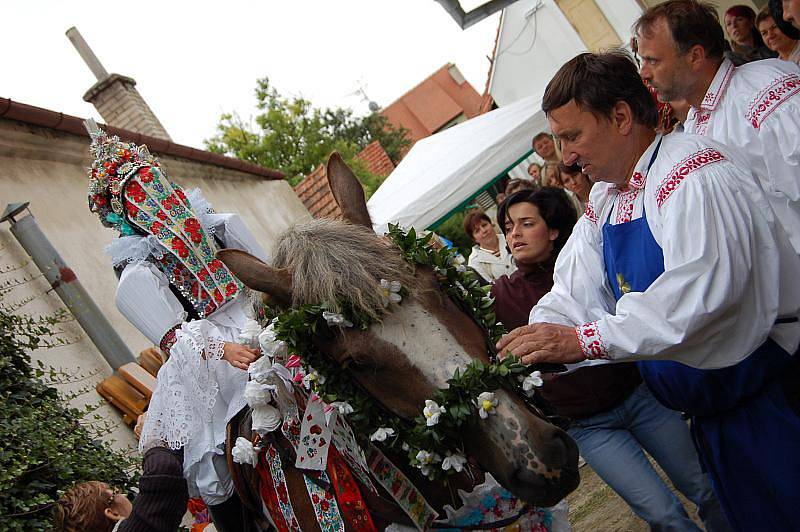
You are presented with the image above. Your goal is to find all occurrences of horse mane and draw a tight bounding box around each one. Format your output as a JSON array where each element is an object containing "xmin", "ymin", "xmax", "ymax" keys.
[{"xmin": 271, "ymin": 218, "xmax": 418, "ymax": 320}]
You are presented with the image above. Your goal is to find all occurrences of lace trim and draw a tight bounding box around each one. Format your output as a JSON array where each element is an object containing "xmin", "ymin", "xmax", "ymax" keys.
[
  {"xmin": 138, "ymin": 320, "xmax": 226, "ymax": 464},
  {"xmin": 104, "ymin": 188, "xmax": 217, "ymax": 266}
]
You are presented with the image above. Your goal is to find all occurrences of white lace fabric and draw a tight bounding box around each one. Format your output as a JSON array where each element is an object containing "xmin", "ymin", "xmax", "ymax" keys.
[{"xmin": 139, "ymin": 305, "xmax": 250, "ymax": 473}]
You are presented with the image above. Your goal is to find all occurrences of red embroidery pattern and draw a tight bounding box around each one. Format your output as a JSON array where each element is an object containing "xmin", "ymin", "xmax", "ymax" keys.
[
  {"xmin": 615, "ymin": 189, "xmax": 639, "ymax": 224},
  {"xmin": 576, "ymin": 321, "xmax": 610, "ymax": 360},
  {"xmin": 702, "ymin": 61, "xmax": 734, "ymax": 110},
  {"xmin": 656, "ymin": 148, "xmax": 725, "ymax": 208},
  {"xmin": 159, "ymin": 323, "xmax": 181, "ymax": 354},
  {"xmin": 692, "ymin": 110, "xmax": 712, "ymax": 136},
  {"xmin": 584, "ymin": 201, "xmax": 598, "ymax": 225},
  {"xmin": 746, "ymin": 73, "xmax": 800, "ymax": 130}
]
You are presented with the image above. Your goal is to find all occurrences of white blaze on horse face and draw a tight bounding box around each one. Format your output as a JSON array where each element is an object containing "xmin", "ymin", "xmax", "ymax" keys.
[
  {"xmin": 373, "ymin": 299, "xmax": 475, "ymax": 389},
  {"xmin": 372, "ymin": 299, "xmax": 565, "ymax": 486}
]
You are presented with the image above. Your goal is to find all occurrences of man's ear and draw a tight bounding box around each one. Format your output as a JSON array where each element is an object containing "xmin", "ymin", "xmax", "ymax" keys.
[
  {"xmin": 611, "ymin": 101, "xmax": 635, "ymax": 135},
  {"xmin": 686, "ymin": 44, "xmax": 707, "ymax": 71},
  {"xmin": 105, "ymin": 507, "xmax": 124, "ymax": 522}
]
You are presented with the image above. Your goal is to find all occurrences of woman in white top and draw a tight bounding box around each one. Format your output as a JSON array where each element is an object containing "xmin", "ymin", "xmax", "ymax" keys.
[{"xmin": 464, "ymin": 210, "xmax": 516, "ymax": 283}]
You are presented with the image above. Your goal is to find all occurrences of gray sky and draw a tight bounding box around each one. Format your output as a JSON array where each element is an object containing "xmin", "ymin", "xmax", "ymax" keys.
[{"xmin": 4, "ymin": 1, "xmax": 500, "ymax": 150}]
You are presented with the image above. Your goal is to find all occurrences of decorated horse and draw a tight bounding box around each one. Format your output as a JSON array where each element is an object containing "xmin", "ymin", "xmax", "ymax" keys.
[{"xmin": 218, "ymin": 154, "xmax": 580, "ymax": 531}]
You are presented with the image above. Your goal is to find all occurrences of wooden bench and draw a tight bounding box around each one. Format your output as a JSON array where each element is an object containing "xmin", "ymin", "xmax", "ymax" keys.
[
  {"xmin": 119, "ymin": 362, "xmax": 157, "ymax": 400},
  {"xmin": 96, "ymin": 374, "xmax": 148, "ymax": 426},
  {"xmin": 138, "ymin": 347, "xmax": 165, "ymax": 377}
]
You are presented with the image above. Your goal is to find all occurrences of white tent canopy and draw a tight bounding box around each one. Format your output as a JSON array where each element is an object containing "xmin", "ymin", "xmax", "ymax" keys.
[{"xmin": 367, "ymin": 92, "xmax": 549, "ymax": 234}]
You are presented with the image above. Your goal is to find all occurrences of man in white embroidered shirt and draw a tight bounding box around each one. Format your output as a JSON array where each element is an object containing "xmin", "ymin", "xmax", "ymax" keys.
[
  {"xmin": 497, "ymin": 51, "xmax": 800, "ymax": 531},
  {"xmin": 635, "ymin": 0, "xmax": 800, "ymax": 254}
]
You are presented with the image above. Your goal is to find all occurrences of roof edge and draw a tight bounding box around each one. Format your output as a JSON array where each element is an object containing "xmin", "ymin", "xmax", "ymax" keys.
[{"xmin": 0, "ymin": 97, "xmax": 285, "ymax": 181}]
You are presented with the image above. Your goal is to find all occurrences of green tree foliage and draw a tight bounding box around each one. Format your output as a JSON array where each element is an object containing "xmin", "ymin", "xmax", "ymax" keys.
[
  {"xmin": 434, "ymin": 210, "xmax": 475, "ymax": 258},
  {"xmin": 0, "ymin": 258, "xmax": 136, "ymax": 531},
  {"xmin": 206, "ymin": 78, "xmax": 411, "ymax": 190}
]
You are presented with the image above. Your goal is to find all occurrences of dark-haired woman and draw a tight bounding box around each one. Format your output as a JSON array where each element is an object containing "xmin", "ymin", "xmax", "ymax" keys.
[{"xmin": 491, "ymin": 188, "xmax": 728, "ymax": 531}]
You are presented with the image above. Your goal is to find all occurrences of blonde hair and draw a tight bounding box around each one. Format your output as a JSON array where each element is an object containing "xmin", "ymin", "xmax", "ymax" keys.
[{"xmin": 52, "ymin": 481, "xmax": 115, "ymax": 532}]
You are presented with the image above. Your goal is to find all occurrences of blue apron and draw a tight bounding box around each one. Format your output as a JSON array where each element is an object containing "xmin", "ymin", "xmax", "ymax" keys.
[{"xmin": 602, "ymin": 141, "xmax": 800, "ymax": 531}]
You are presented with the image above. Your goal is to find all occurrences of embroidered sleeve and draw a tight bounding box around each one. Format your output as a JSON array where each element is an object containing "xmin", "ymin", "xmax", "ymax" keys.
[
  {"xmin": 159, "ymin": 323, "xmax": 182, "ymax": 355},
  {"xmin": 746, "ymin": 73, "xmax": 800, "ymax": 130},
  {"xmin": 655, "ymin": 148, "xmax": 725, "ymax": 209},
  {"xmin": 575, "ymin": 321, "xmax": 611, "ymax": 360}
]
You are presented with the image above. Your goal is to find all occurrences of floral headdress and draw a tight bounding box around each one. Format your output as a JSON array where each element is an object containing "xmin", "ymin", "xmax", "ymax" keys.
[{"xmin": 85, "ymin": 120, "xmax": 244, "ymax": 317}]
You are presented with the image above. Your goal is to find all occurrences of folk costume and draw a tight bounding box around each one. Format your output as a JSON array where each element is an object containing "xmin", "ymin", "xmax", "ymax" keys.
[
  {"xmin": 492, "ymin": 263, "xmax": 726, "ymax": 531},
  {"xmin": 532, "ymin": 133, "xmax": 800, "ymax": 531},
  {"xmin": 684, "ymin": 57, "xmax": 800, "ymax": 254},
  {"xmin": 86, "ymin": 126, "xmax": 267, "ymax": 519}
]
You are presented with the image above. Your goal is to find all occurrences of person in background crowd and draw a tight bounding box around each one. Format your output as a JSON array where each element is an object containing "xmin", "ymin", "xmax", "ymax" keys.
[
  {"xmin": 492, "ymin": 187, "xmax": 727, "ymax": 531},
  {"xmin": 506, "ymin": 177, "xmax": 537, "ymax": 197},
  {"xmin": 532, "ymin": 132, "xmax": 559, "ymax": 163},
  {"xmin": 527, "ymin": 162, "xmax": 542, "ymax": 182},
  {"xmin": 724, "ymin": 5, "xmax": 777, "ymax": 63},
  {"xmin": 556, "ymin": 162, "xmax": 591, "ymax": 214},
  {"xmin": 758, "ymin": 6, "xmax": 800, "ymax": 63},
  {"xmin": 464, "ymin": 210, "xmax": 516, "ymax": 283},
  {"xmin": 783, "ymin": 0, "xmax": 800, "ymax": 28},
  {"xmin": 636, "ymin": 0, "xmax": 800, "ymax": 254},
  {"xmin": 543, "ymin": 162, "xmax": 562, "ymax": 188}
]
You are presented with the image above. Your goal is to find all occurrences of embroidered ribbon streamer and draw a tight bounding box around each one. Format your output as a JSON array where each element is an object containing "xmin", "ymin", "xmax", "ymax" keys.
[
  {"xmin": 366, "ymin": 446, "xmax": 439, "ymax": 531},
  {"xmin": 327, "ymin": 445, "xmax": 379, "ymax": 532},
  {"xmin": 257, "ymin": 444, "xmax": 302, "ymax": 532}
]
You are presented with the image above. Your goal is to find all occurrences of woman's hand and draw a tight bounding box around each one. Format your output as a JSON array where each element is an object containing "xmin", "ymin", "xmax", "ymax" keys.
[
  {"xmin": 222, "ymin": 342, "xmax": 261, "ymax": 370},
  {"xmin": 134, "ymin": 413, "xmax": 146, "ymax": 439}
]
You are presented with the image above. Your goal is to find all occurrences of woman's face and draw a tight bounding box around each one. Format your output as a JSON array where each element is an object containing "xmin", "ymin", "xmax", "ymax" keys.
[
  {"xmin": 561, "ymin": 171, "xmax": 591, "ymax": 199},
  {"xmin": 726, "ymin": 14, "xmax": 755, "ymax": 46},
  {"xmin": 504, "ymin": 202, "xmax": 558, "ymax": 265},
  {"xmin": 545, "ymin": 165, "xmax": 561, "ymax": 188},
  {"xmin": 472, "ymin": 219, "xmax": 498, "ymax": 249},
  {"xmin": 528, "ymin": 165, "xmax": 541, "ymax": 180},
  {"xmin": 759, "ymin": 16, "xmax": 796, "ymax": 55}
]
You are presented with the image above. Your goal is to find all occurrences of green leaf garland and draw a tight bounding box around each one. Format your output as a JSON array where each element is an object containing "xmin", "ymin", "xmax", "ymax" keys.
[{"xmin": 268, "ymin": 224, "xmax": 541, "ymax": 480}]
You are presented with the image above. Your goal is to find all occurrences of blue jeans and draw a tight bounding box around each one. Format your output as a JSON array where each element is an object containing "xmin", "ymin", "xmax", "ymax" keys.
[{"xmin": 568, "ymin": 383, "xmax": 730, "ymax": 532}]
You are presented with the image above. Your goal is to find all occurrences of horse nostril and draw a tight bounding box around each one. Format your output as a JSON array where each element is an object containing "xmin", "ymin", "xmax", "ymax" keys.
[{"xmin": 544, "ymin": 427, "xmax": 579, "ymax": 472}]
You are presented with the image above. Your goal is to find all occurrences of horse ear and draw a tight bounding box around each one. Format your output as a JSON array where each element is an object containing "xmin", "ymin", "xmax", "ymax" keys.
[
  {"xmin": 327, "ymin": 152, "xmax": 373, "ymax": 229},
  {"xmin": 216, "ymin": 249, "xmax": 293, "ymax": 306}
]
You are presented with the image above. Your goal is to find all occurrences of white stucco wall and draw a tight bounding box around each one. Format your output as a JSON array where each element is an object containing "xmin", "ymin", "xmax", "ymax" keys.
[{"xmin": 0, "ymin": 118, "xmax": 310, "ymax": 449}]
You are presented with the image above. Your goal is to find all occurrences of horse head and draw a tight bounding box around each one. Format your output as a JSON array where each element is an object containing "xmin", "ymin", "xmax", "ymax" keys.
[{"xmin": 219, "ymin": 153, "xmax": 579, "ymax": 508}]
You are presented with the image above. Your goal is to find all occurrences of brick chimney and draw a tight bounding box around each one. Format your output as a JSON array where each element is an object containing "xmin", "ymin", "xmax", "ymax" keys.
[{"xmin": 66, "ymin": 27, "xmax": 172, "ymax": 141}]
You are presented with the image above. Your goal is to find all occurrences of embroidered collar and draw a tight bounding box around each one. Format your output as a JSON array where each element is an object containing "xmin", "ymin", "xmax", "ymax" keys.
[
  {"xmin": 608, "ymin": 136, "xmax": 661, "ymax": 194},
  {"xmin": 699, "ymin": 59, "xmax": 735, "ymax": 111}
]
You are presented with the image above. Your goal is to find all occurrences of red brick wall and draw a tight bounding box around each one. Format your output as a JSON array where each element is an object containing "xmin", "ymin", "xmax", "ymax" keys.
[{"xmin": 293, "ymin": 141, "xmax": 395, "ymax": 219}]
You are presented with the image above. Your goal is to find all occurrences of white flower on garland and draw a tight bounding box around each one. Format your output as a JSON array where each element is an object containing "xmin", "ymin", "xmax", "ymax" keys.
[
  {"xmin": 441, "ymin": 452, "xmax": 467, "ymax": 473},
  {"xmin": 370, "ymin": 427, "xmax": 395, "ymax": 442},
  {"xmin": 475, "ymin": 391, "xmax": 499, "ymax": 419},
  {"xmin": 422, "ymin": 399, "xmax": 446, "ymax": 427},
  {"xmin": 322, "ymin": 311, "xmax": 353, "ymax": 328},
  {"xmin": 456, "ymin": 264, "xmax": 467, "ymax": 273},
  {"xmin": 243, "ymin": 380, "xmax": 275, "ymax": 408},
  {"xmin": 231, "ymin": 437, "xmax": 258, "ymax": 467},
  {"xmin": 331, "ymin": 401, "xmax": 354, "ymax": 415},
  {"xmin": 521, "ymin": 371, "xmax": 544, "ymax": 396},
  {"xmin": 380, "ymin": 279, "xmax": 402, "ymax": 306},
  {"xmin": 415, "ymin": 450, "xmax": 442, "ymax": 479},
  {"xmin": 302, "ymin": 370, "xmax": 326, "ymax": 390}
]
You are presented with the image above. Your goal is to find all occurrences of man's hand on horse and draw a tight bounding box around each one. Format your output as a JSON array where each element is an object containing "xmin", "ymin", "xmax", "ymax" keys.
[
  {"xmin": 496, "ymin": 323, "xmax": 585, "ymax": 365},
  {"xmin": 223, "ymin": 342, "xmax": 261, "ymax": 370}
]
